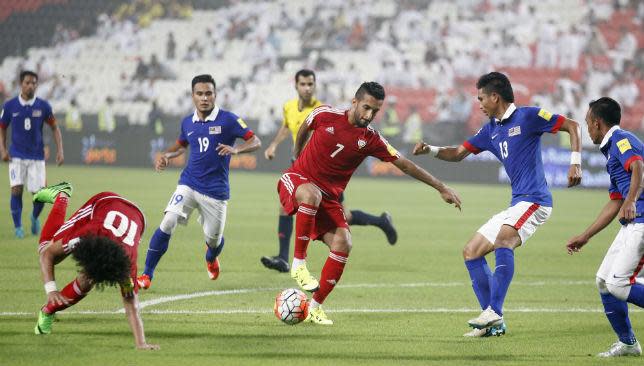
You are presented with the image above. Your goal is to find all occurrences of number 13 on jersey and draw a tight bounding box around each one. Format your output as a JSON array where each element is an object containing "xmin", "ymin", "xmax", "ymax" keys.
[{"xmin": 499, "ymin": 141, "xmax": 509, "ymax": 159}]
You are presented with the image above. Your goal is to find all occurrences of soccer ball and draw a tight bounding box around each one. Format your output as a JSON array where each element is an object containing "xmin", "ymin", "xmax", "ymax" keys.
[{"xmin": 274, "ymin": 288, "xmax": 309, "ymax": 325}]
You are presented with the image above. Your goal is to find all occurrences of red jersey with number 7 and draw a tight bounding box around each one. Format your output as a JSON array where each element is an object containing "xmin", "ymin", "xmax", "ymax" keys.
[
  {"xmin": 52, "ymin": 192, "xmax": 147, "ymax": 282},
  {"xmin": 287, "ymin": 105, "xmax": 400, "ymax": 200}
]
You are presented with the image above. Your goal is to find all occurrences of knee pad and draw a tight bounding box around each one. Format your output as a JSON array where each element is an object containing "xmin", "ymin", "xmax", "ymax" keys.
[
  {"xmin": 606, "ymin": 282, "xmax": 631, "ymax": 301},
  {"xmin": 159, "ymin": 212, "xmax": 180, "ymax": 234}
]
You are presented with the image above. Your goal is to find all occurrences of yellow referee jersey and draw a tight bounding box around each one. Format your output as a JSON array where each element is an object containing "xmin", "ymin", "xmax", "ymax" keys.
[{"xmin": 282, "ymin": 97, "xmax": 322, "ymax": 143}]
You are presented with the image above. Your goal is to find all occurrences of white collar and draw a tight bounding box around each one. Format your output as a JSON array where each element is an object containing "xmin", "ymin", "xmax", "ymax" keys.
[
  {"xmin": 600, "ymin": 125, "xmax": 621, "ymax": 149},
  {"xmin": 191, "ymin": 106, "xmax": 219, "ymax": 123},
  {"xmin": 18, "ymin": 95, "xmax": 35, "ymax": 106},
  {"xmin": 495, "ymin": 103, "xmax": 516, "ymax": 124}
]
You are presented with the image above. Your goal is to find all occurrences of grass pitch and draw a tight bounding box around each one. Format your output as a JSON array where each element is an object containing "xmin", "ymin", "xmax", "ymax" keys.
[{"xmin": 0, "ymin": 165, "xmax": 642, "ymax": 365}]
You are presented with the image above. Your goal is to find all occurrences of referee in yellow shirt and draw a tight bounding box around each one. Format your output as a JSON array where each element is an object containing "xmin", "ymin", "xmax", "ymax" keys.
[{"xmin": 261, "ymin": 69, "xmax": 397, "ymax": 273}]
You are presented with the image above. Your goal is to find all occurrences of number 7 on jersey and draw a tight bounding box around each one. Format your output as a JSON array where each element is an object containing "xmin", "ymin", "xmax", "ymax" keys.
[{"xmin": 330, "ymin": 143, "xmax": 344, "ymax": 158}]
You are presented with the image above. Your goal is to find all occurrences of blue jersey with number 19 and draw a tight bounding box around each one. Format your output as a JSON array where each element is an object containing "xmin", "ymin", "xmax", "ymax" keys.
[
  {"xmin": 0, "ymin": 96, "xmax": 55, "ymax": 160},
  {"xmin": 463, "ymin": 104, "xmax": 565, "ymax": 207},
  {"xmin": 176, "ymin": 107, "xmax": 254, "ymax": 200}
]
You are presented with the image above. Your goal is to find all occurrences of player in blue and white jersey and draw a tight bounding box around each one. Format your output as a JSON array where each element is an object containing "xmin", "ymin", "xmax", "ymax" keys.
[
  {"xmin": 414, "ymin": 72, "xmax": 582, "ymax": 337},
  {"xmin": 567, "ymin": 97, "xmax": 644, "ymax": 357},
  {"xmin": 0, "ymin": 70, "xmax": 64, "ymax": 239},
  {"xmin": 136, "ymin": 74, "xmax": 261, "ymax": 289}
]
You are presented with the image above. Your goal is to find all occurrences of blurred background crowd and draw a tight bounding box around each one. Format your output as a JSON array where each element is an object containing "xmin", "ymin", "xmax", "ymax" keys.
[{"xmin": 0, "ymin": 0, "xmax": 642, "ymax": 149}]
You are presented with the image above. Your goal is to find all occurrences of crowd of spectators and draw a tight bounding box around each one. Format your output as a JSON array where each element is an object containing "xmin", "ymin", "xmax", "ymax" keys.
[{"xmin": 0, "ymin": 0, "xmax": 641, "ymax": 145}]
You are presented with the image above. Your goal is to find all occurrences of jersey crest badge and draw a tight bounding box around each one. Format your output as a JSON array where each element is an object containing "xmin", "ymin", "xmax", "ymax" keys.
[
  {"xmin": 617, "ymin": 138, "xmax": 632, "ymax": 154},
  {"xmin": 508, "ymin": 126, "xmax": 521, "ymax": 137},
  {"xmin": 209, "ymin": 126, "xmax": 221, "ymax": 134},
  {"xmin": 357, "ymin": 139, "xmax": 366, "ymax": 149},
  {"xmin": 32, "ymin": 109, "xmax": 42, "ymax": 117},
  {"xmin": 325, "ymin": 127, "xmax": 334, "ymax": 134}
]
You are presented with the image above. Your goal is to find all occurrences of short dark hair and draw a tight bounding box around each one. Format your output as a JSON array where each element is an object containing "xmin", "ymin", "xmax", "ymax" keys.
[
  {"xmin": 71, "ymin": 236, "xmax": 131, "ymax": 290},
  {"xmin": 355, "ymin": 81, "xmax": 385, "ymax": 101},
  {"xmin": 476, "ymin": 72, "xmax": 514, "ymax": 103},
  {"xmin": 589, "ymin": 97, "xmax": 621, "ymax": 127},
  {"xmin": 295, "ymin": 69, "xmax": 316, "ymax": 83},
  {"xmin": 20, "ymin": 70, "xmax": 38, "ymax": 82},
  {"xmin": 191, "ymin": 74, "xmax": 216, "ymax": 91}
]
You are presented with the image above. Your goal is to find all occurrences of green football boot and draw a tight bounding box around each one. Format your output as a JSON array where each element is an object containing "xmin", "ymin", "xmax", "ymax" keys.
[
  {"xmin": 33, "ymin": 182, "xmax": 73, "ymax": 204},
  {"xmin": 34, "ymin": 310, "xmax": 54, "ymax": 335}
]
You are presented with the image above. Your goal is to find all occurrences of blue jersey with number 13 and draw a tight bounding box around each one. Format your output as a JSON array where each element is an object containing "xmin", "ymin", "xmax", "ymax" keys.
[{"xmin": 463, "ymin": 105, "xmax": 565, "ymax": 207}]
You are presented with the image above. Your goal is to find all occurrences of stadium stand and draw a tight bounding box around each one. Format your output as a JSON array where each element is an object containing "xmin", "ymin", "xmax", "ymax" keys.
[{"xmin": 0, "ymin": 0, "xmax": 641, "ymax": 147}]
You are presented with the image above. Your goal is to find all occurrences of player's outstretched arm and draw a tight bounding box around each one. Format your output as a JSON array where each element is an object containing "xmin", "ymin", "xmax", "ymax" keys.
[
  {"xmin": 412, "ymin": 142, "xmax": 470, "ymax": 162},
  {"xmin": 264, "ymin": 125, "xmax": 290, "ymax": 160},
  {"xmin": 50, "ymin": 124, "xmax": 64, "ymax": 166},
  {"xmin": 122, "ymin": 294, "xmax": 160, "ymax": 350},
  {"xmin": 39, "ymin": 240, "xmax": 71, "ymax": 306},
  {"xmin": 557, "ymin": 118, "xmax": 583, "ymax": 187},
  {"xmin": 216, "ymin": 135, "xmax": 261, "ymax": 156},
  {"xmin": 566, "ymin": 199, "xmax": 621, "ymax": 255},
  {"xmin": 156, "ymin": 141, "xmax": 186, "ymax": 172},
  {"xmin": 392, "ymin": 156, "xmax": 461, "ymax": 210}
]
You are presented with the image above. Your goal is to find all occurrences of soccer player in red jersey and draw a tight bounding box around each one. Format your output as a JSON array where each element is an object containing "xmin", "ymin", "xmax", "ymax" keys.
[
  {"xmin": 33, "ymin": 182, "xmax": 159, "ymax": 350},
  {"xmin": 278, "ymin": 82, "xmax": 461, "ymax": 324}
]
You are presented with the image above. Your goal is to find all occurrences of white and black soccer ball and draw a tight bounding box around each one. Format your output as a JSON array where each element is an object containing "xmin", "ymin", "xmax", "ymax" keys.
[{"xmin": 274, "ymin": 288, "xmax": 309, "ymax": 325}]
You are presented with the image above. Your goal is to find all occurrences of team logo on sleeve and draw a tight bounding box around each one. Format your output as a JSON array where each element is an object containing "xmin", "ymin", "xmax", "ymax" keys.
[
  {"xmin": 357, "ymin": 138, "xmax": 366, "ymax": 149},
  {"xmin": 508, "ymin": 126, "xmax": 521, "ymax": 137},
  {"xmin": 209, "ymin": 126, "xmax": 221, "ymax": 134},
  {"xmin": 32, "ymin": 110, "xmax": 42, "ymax": 117},
  {"xmin": 617, "ymin": 138, "xmax": 632, "ymax": 153},
  {"xmin": 537, "ymin": 108, "xmax": 553, "ymax": 121},
  {"xmin": 236, "ymin": 118, "xmax": 248, "ymax": 128}
]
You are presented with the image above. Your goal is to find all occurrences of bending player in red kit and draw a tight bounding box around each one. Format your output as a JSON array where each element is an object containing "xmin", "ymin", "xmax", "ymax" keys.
[{"xmin": 33, "ymin": 182, "xmax": 159, "ymax": 350}]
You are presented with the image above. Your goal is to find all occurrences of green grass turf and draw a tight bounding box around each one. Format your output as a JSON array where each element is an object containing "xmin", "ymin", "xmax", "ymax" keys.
[{"xmin": 0, "ymin": 165, "xmax": 642, "ymax": 365}]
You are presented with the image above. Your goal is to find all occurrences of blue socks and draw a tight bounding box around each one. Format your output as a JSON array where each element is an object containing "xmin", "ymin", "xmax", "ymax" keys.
[
  {"xmin": 278, "ymin": 215, "xmax": 293, "ymax": 261},
  {"xmin": 627, "ymin": 283, "xmax": 644, "ymax": 307},
  {"xmin": 143, "ymin": 228, "xmax": 171, "ymax": 279},
  {"xmin": 489, "ymin": 248, "xmax": 515, "ymax": 316},
  {"xmin": 601, "ymin": 292, "xmax": 637, "ymax": 345},
  {"xmin": 205, "ymin": 237, "xmax": 225, "ymax": 262},
  {"xmin": 465, "ymin": 257, "xmax": 493, "ymax": 310},
  {"xmin": 10, "ymin": 194, "xmax": 22, "ymax": 229},
  {"xmin": 32, "ymin": 201, "xmax": 44, "ymax": 219}
]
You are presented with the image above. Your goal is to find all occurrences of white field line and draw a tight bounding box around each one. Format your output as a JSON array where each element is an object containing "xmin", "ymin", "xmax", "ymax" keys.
[
  {"xmin": 137, "ymin": 280, "xmax": 596, "ymax": 310},
  {"xmin": 1, "ymin": 280, "xmax": 613, "ymax": 317},
  {"xmin": 3, "ymin": 307, "xmax": 643, "ymax": 317}
]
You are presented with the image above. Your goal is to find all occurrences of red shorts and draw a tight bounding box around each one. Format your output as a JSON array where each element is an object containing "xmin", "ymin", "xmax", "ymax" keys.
[{"xmin": 277, "ymin": 173, "xmax": 349, "ymax": 240}]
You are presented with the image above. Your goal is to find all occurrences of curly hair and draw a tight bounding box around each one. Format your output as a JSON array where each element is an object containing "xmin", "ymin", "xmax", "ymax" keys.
[{"xmin": 71, "ymin": 236, "xmax": 131, "ymax": 290}]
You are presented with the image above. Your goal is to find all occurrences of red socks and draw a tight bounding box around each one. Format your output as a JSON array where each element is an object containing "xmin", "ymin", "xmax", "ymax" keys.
[
  {"xmin": 39, "ymin": 195, "xmax": 68, "ymax": 245},
  {"xmin": 313, "ymin": 251, "xmax": 348, "ymax": 304},
  {"xmin": 293, "ymin": 203, "xmax": 317, "ymax": 260},
  {"xmin": 42, "ymin": 278, "xmax": 88, "ymax": 314}
]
